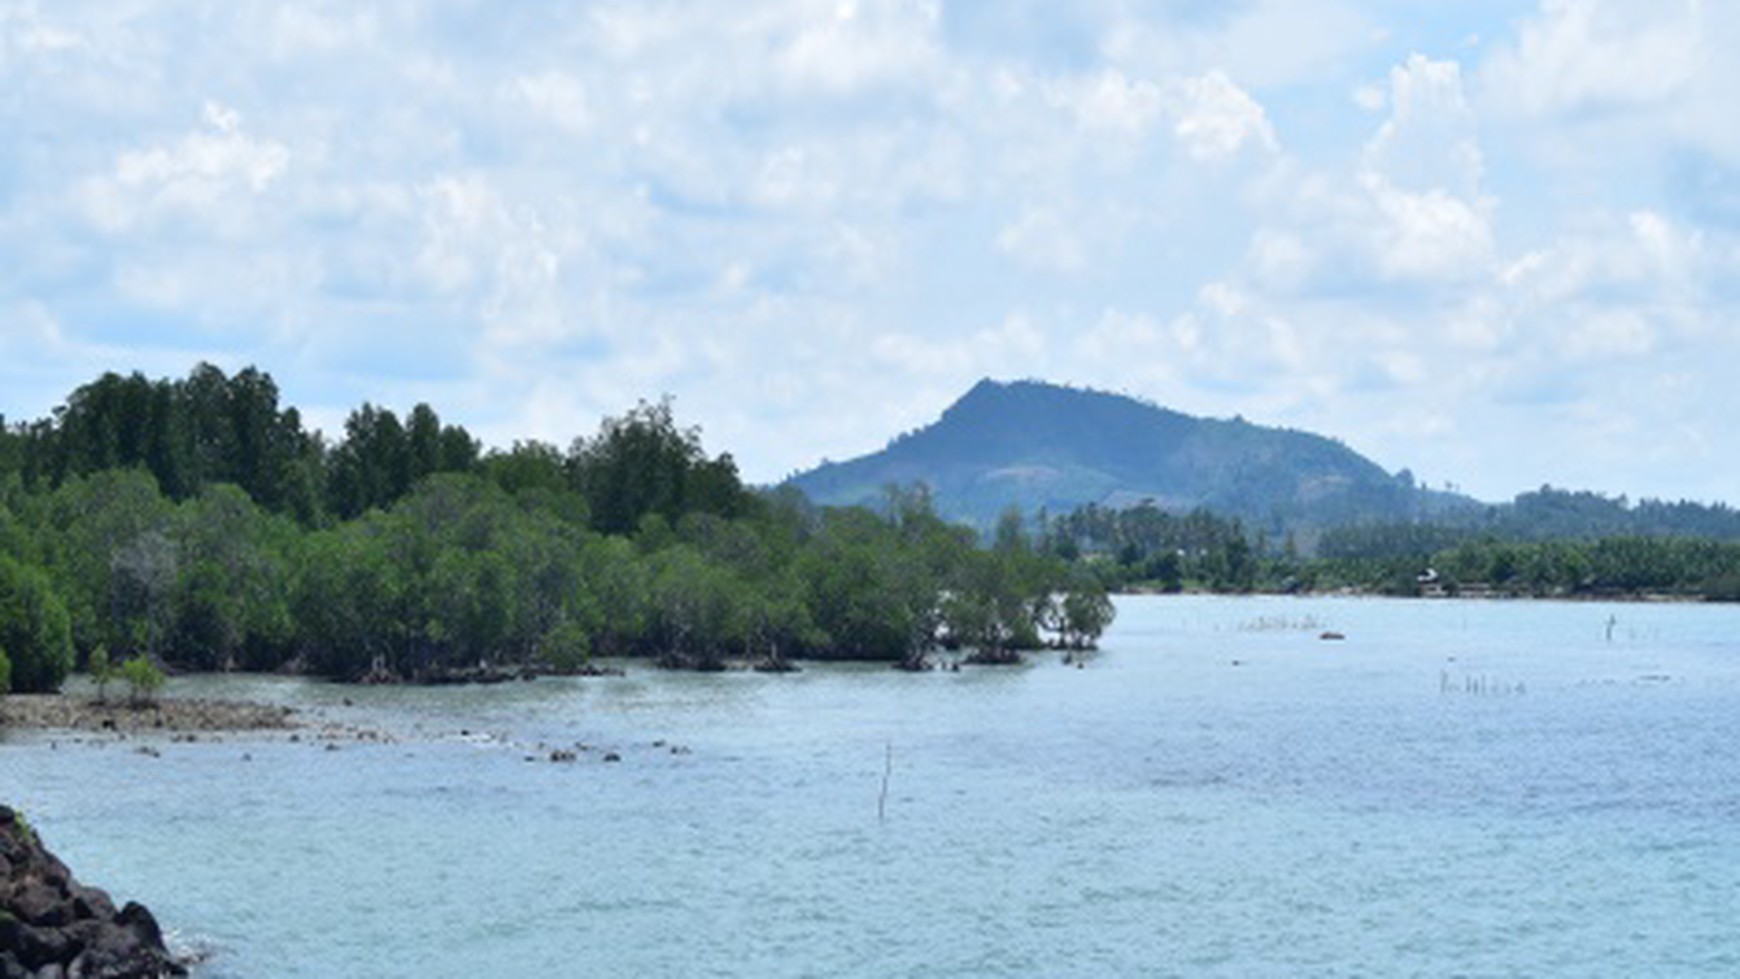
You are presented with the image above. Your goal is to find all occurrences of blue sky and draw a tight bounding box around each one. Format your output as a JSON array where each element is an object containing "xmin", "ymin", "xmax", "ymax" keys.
[{"xmin": 2, "ymin": 1, "xmax": 1736, "ymax": 503}]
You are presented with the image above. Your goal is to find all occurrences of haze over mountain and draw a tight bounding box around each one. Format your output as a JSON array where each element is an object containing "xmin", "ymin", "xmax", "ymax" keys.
[{"xmin": 787, "ymin": 379, "xmax": 1466, "ymax": 529}]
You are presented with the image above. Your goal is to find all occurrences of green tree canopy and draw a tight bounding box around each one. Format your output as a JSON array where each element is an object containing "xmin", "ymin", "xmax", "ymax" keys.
[
  {"xmin": 569, "ymin": 398, "xmax": 748, "ymax": 535},
  {"xmin": 0, "ymin": 555, "xmax": 74, "ymax": 693}
]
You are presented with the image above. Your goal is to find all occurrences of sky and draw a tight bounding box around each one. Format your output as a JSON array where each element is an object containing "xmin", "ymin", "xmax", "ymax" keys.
[{"xmin": 2, "ymin": 1, "xmax": 1737, "ymax": 504}]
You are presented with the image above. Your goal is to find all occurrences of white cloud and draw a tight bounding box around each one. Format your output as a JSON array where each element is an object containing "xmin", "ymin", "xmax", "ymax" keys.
[
  {"xmin": 1564, "ymin": 310, "xmax": 1654, "ymax": 360},
  {"xmin": 1357, "ymin": 55, "xmax": 1493, "ymax": 282},
  {"xmin": 776, "ymin": 0, "xmax": 944, "ymax": 94},
  {"xmin": 1244, "ymin": 227, "xmax": 1315, "ymax": 294},
  {"xmin": 1232, "ymin": 53, "xmax": 1493, "ymax": 293},
  {"xmin": 1362, "ymin": 176, "xmax": 1493, "ymax": 282},
  {"xmin": 510, "ymin": 71, "xmax": 591, "ymax": 132},
  {"xmin": 1500, "ymin": 210, "xmax": 1707, "ymax": 308},
  {"xmin": 5, "ymin": 0, "xmax": 1740, "ymax": 505},
  {"xmin": 752, "ymin": 145, "xmax": 843, "ymax": 211},
  {"xmin": 1102, "ymin": 0, "xmax": 1375, "ymax": 89},
  {"xmin": 871, "ymin": 311, "xmax": 1046, "ymax": 378},
  {"xmin": 414, "ymin": 175, "xmax": 509, "ymax": 294},
  {"xmin": 83, "ymin": 102, "xmax": 291, "ymax": 234},
  {"xmin": 1171, "ymin": 70, "xmax": 1279, "ymax": 163},
  {"xmin": 1481, "ymin": 0, "xmax": 1703, "ymax": 117},
  {"xmin": 1047, "ymin": 67, "xmax": 1279, "ymax": 163},
  {"xmin": 1052, "ymin": 69, "xmax": 1164, "ymax": 135},
  {"xmin": 1364, "ymin": 55, "xmax": 1481, "ymax": 197},
  {"xmin": 996, "ymin": 205, "xmax": 1088, "ymax": 274},
  {"xmin": 267, "ymin": 6, "xmax": 377, "ymax": 58},
  {"xmin": 1198, "ymin": 280, "xmax": 1248, "ymax": 318}
]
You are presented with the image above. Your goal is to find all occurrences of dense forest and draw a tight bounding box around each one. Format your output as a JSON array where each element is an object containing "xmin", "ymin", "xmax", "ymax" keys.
[
  {"xmin": 1040, "ymin": 499, "xmax": 1740, "ymax": 600},
  {"xmin": 0, "ymin": 366, "xmax": 1113, "ymax": 694}
]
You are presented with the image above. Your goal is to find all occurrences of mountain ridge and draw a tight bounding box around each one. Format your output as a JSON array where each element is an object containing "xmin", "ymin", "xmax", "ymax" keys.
[{"xmin": 786, "ymin": 378, "xmax": 1463, "ymax": 529}]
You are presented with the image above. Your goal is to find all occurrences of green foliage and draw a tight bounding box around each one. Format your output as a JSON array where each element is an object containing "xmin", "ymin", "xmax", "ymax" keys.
[
  {"xmin": 539, "ymin": 619, "xmax": 592, "ymax": 673},
  {"xmin": 0, "ymin": 645, "xmax": 11, "ymax": 694},
  {"xmin": 1281, "ymin": 529, "xmax": 1740, "ymax": 599},
  {"xmin": 1046, "ymin": 502, "xmax": 1259, "ymax": 592},
  {"xmin": 0, "ymin": 555, "xmax": 74, "ymax": 693},
  {"xmin": 1056, "ymin": 570, "xmax": 1115, "ymax": 649},
  {"xmin": 8, "ymin": 808, "xmax": 34, "ymax": 846},
  {"xmin": 569, "ymin": 398, "xmax": 748, "ymax": 535},
  {"xmin": 18, "ymin": 364, "xmax": 325, "ymax": 512},
  {"xmin": 5, "ymin": 369, "xmax": 1128, "ymax": 683},
  {"xmin": 798, "ymin": 507, "xmax": 936, "ymax": 665},
  {"xmin": 35, "ymin": 469, "xmax": 174, "ymax": 653},
  {"xmin": 88, "ymin": 644, "xmax": 113, "ymax": 702},
  {"xmin": 168, "ymin": 484, "xmax": 297, "ymax": 671},
  {"xmin": 120, "ymin": 655, "xmax": 166, "ymax": 704}
]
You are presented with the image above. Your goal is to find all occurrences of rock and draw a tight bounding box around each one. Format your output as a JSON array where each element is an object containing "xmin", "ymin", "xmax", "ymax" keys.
[
  {"xmin": 73, "ymin": 886, "xmax": 118, "ymax": 922},
  {"xmin": 116, "ymin": 902, "xmax": 166, "ymax": 949},
  {"xmin": 0, "ymin": 805, "xmax": 185, "ymax": 978},
  {"xmin": 12, "ymin": 879, "xmax": 70, "ymax": 926}
]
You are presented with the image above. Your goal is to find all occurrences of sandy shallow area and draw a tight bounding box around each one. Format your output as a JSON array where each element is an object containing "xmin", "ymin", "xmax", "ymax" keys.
[{"xmin": 0, "ymin": 693, "xmax": 300, "ymax": 735}]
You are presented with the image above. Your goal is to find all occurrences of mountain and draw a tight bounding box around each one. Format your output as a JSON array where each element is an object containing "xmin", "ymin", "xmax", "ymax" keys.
[{"xmin": 785, "ymin": 379, "xmax": 1467, "ymax": 529}]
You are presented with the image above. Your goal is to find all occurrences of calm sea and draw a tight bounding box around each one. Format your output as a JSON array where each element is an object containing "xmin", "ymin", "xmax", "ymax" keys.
[{"xmin": 7, "ymin": 595, "xmax": 1740, "ymax": 977}]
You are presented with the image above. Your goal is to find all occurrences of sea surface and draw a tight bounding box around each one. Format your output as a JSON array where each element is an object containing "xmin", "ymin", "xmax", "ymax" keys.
[{"xmin": 6, "ymin": 595, "xmax": 1740, "ymax": 977}]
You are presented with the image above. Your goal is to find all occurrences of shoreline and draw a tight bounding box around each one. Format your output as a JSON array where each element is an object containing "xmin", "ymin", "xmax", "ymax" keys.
[
  {"xmin": 0, "ymin": 694, "xmax": 300, "ymax": 736},
  {"xmin": 1115, "ymin": 585, "xmax": 1723, "ymax": 604}
]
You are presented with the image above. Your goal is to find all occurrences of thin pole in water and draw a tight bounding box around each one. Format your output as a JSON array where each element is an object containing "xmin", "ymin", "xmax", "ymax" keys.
[{"xmin": 878, "ymin": 742, "xmax": 893, "ymax": 823}]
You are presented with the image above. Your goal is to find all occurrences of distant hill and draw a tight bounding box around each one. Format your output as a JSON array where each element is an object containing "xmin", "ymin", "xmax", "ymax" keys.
[{"xmin": 785, "ymin": 379, "xmax": 1469, "ymax": 530}]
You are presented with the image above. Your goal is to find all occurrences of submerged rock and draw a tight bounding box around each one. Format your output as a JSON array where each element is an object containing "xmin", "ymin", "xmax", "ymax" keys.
[{"xmin": 0, "ymin": 805, "xmax": 186, "ymax": 978}]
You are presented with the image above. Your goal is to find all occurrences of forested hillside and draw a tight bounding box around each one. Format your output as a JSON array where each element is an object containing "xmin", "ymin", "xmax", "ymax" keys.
[
  {"xmin": 787, "ymin": 379, "xmax": 1466, "ymax": 531},
  {"xmin": 0, "ymin": 366, "xmax": 1112, "ymax": 694}
]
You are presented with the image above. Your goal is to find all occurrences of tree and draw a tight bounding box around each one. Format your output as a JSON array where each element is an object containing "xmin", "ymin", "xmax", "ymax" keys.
[
  {"xmin": 1057, "ymin": 572, "xmax": 1115, "ymax": 649},
  {"xmin": 291, "ymin": 524, "xmax": 400, "ymax": 679},
  {"xmin": 38, "ymin": 469, "xmax": 175, "ymax": 654},
  {"xmin": 168, "ymin": 485, "xmax": 296, "ymax": 671},
  {"xmin": 569, "ymin": 398, "xmax": 747, "ymax": 535},
  {"xmin": 482, "ymin": 441, "xmax": 572, "ymax": 497},
  {"xmin": 327, "ymin": 403, "xmax": 409, "ymax": 519},
  {"xmin": 88, "ymin": 645, "xmax": 113, "ymax": 703},
  {"xmin": 109, "ymin": 529, "xmax": 177, "ymax": 660},
  {"xmin": 578, "ymin": 534, "xmax": 648, "ymax": 657},
  {"xmin": 0, "ymin": 555, "xmax": 75, "ymax": 693},
  {"xmin": 798, "ymin": 508, "xmax": 938, "ymax": 667},
  {"xmin": 120, "ymin": 655, "xmax": 166, "ymax": 706}
]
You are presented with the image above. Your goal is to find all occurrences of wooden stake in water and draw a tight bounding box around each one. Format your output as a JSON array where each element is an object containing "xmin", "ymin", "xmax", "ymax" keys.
[{"xmin": 878, "ymin": 742, "xmax": 893, "ymax": 823}]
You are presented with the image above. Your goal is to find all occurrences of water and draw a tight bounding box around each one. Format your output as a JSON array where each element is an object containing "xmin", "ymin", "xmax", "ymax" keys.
[{"xmin": 7, "ymin": 596, "xmax": 1740, "ymax": 977}]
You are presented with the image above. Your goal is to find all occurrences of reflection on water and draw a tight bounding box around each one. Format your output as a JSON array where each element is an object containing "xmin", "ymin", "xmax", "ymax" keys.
[{"xmin": 8, "ymin": 596, "xmax": 1740, "ymax": 977}]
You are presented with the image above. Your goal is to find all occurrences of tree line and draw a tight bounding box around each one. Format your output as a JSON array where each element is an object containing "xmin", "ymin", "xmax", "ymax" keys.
[
  {"xmin": 1300, "ymin": 532, "xmax": 1740, "ymax": 599},
  {"xmin": 1040, "ymin": 500, "xmax": 1740, "ymax": 600},
  {"xmin": 0, "ymin": 366, "xmax": 1113, "ymax": 693}
]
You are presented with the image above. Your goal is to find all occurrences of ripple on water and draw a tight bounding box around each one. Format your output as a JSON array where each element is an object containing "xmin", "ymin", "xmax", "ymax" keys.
[{"xmin": 6, "ymin": 596, "xmax": 1740, "ymax": 977}]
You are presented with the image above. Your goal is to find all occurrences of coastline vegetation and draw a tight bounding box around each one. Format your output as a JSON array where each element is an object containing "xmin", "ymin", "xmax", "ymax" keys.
[
  {"xmin": 5, "ymin": 364, "xmax": 1738, "ymax": 696},
  {"xmin": 0, "ymin": 365, "xmax": 1111, "ymax": 692},
  {"xmin": 1039, "ymin": 500, "xmax": 1740, "ymax": 600}
]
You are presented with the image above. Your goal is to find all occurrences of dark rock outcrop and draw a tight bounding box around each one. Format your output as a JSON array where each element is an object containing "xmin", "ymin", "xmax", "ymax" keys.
[{"xmin": 0, "ymin": 806, "xmax": 185, "ymax": 979}]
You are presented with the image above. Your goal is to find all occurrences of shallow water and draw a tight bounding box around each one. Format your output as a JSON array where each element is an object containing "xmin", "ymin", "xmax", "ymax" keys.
[{"xmin": 7, "ymin": 595, "xmax": 1740, "ymax": 977}]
